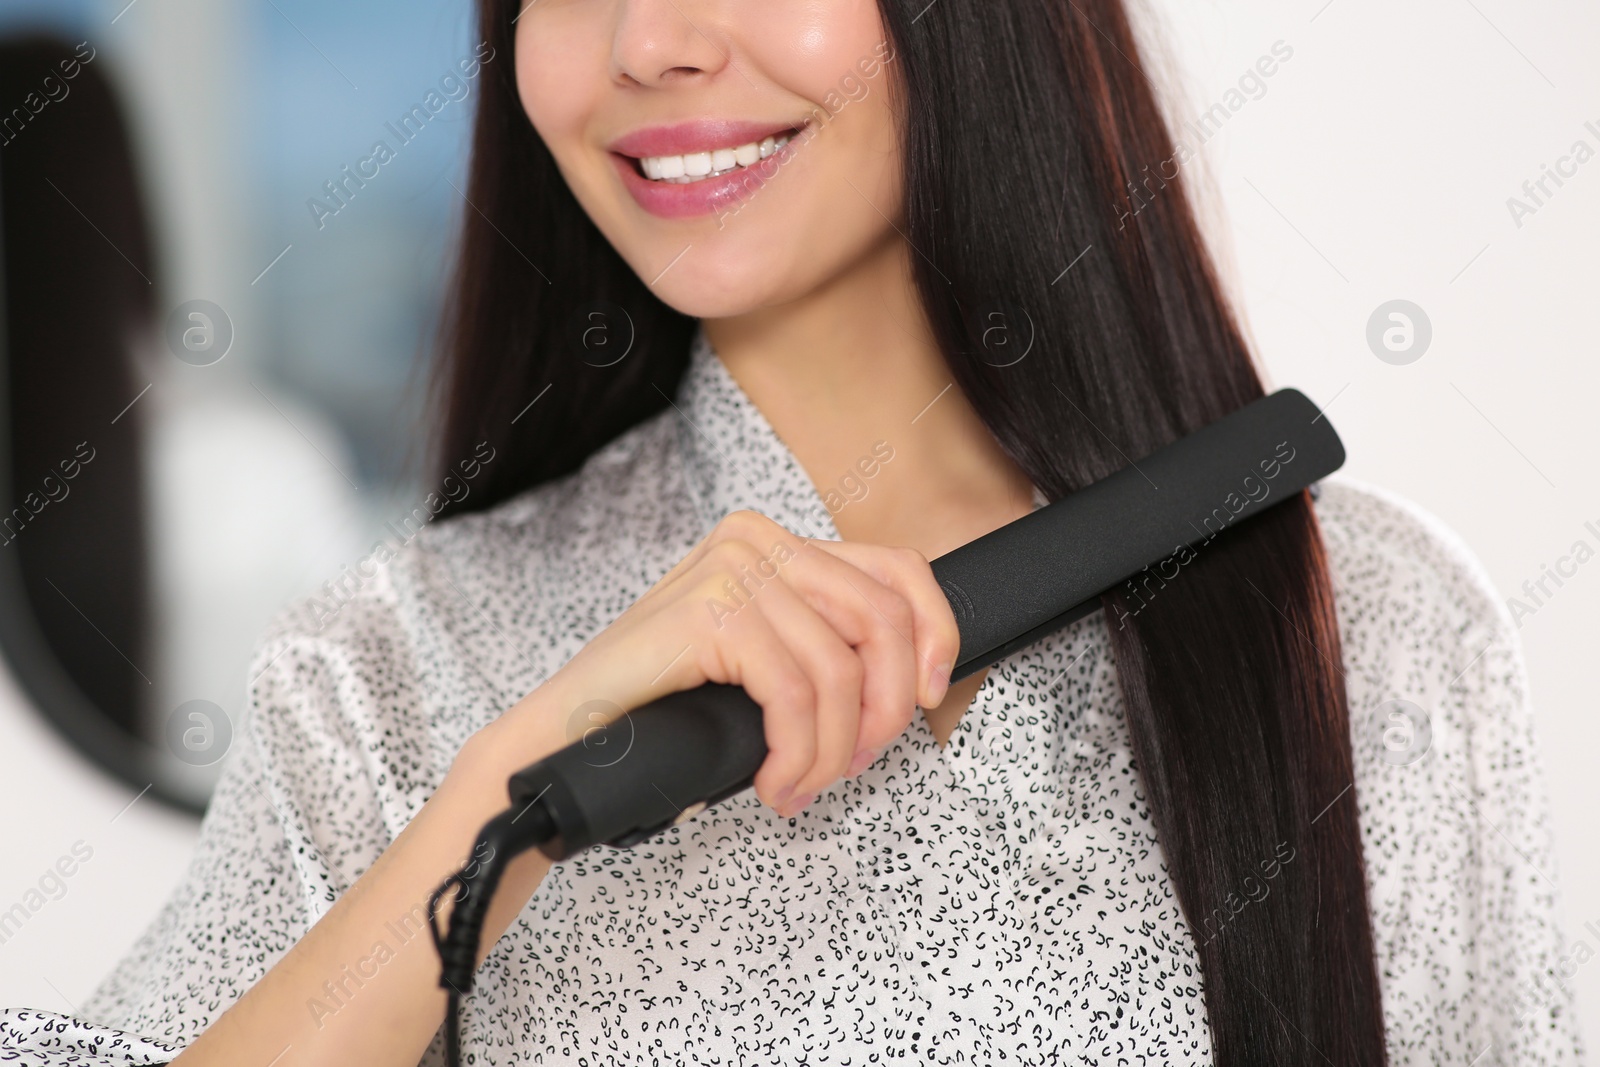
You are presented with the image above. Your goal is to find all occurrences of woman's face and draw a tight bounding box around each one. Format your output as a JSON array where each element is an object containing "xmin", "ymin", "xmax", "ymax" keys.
[{"xmin": 514, "ymin": 0, "xmax": 902, "ymax": 319}]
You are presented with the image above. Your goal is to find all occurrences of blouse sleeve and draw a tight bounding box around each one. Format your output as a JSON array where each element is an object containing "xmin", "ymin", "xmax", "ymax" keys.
[
  {"xmin": 0, "ymin": 585, "xmax": 431, "ymax": 1065},
  {"xmin": 1458, "ymin": 596, "xmax": 1587, "ymax": 1064}
]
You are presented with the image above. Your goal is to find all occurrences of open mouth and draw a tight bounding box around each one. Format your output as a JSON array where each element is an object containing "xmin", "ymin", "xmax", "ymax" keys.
[{"xmin": 623, "ymin": 126, "xmax": 804, "ymax": 184}]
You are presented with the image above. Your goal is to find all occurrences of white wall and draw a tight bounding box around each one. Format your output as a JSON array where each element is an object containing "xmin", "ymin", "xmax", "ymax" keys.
[
  {"xmin": 0, "ymin": 660, "xmax": 199, "ymax": 1013},
  {"xmin": 1147, "ymin": 0, "xmax": 1599, "ymax": 1042}
]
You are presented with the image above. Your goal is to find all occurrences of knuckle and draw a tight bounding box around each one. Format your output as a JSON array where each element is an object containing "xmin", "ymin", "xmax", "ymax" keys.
[
  {"xmin": 880, "ymin": 590, "xmax": 914, "ymax": 630},
  {"xmin": 719, "ymin": 508, "xmax": 772, "ymax": 541},
  {"xmin": 703, "ymin": 537, "xmax": 763, "ymax": 575},
  {"xmin": 770, "ymin": 670, "xmax": 817, "ymax": 716},
  {"xmin": 892, "ymin": 543, "xmax": 932, "ymax": 574},
  {"xmin": 815, "ymin": 648, "xmax": 864, "ymax": 693},
  {"xmin": 942, "ymin": 604, "xmax": 962, "ymax": 646}
]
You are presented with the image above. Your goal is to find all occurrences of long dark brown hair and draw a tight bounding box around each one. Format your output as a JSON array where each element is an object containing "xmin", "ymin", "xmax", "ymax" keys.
[{"xmin": 431, "ymin": 1, "xmax": 1387, "ymax": 1062}]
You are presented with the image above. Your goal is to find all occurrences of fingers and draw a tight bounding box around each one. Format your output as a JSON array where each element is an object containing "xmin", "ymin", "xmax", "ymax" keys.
[
  {"xmin": 803, "ymin": 539, "xmax": 961, "ymax": 709},
  {"xmin": 780, "ymin": 540, "xmax": 920, "ymax": 762},
  {"xmin": 723, "ymin": 554, "xmax": 862, "ymax": 814},
  {"xmin": 688, "ymin": 534, "xmax": 864, "ymax": 819},
  {"xmin": 669, "ymin": 510, "xmax": 962, "ymax": 817},
  {"xmin": 712, "ymin": 517, "xmax": 931, "ymax": 774},
  {"xmin": 683, "ymin": 548, "xmax": 820, "ymax": 811}
]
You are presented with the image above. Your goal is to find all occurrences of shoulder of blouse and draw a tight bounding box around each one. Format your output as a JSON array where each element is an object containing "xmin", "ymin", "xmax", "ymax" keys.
[
  {"xmin": 248, "ymin": 406, "xmax": 688, "ymax": 664},
  {"xmin": 1309, "ymin": 480, "xmax": 1583, "ymax": 1063},
  {"xmin": 1312, "ymin": 474, "xmax": 1517, "ymax": 650}
]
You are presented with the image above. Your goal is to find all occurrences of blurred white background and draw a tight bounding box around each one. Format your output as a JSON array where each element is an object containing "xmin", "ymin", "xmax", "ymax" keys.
[{"xmin": 0, "ymin": 0, "xmax": 1594, "ymax": 1052}]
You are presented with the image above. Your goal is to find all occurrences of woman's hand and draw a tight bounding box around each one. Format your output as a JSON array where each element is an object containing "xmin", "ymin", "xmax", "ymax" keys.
[{"xmin": 487, "ymin": 509, "xmax": 961, "ymax": 818}]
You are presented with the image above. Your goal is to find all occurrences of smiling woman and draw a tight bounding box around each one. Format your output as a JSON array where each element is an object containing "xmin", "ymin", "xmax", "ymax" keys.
[
  {"xmin": 0, "ymin": 1, "xmax": 1583, "ymax": 1065},
  {"xmin": 511, "ymin": 0, "xmax": 905, "ymax": 321},
  {"xmin": 601, "ymin": 33, "xmax": 898, "ymax": 227}
]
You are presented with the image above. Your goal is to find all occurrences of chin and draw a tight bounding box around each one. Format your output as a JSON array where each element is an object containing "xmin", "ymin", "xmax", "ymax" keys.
[
  {"xmin": 644, "ymin": 264, "xmax": 787, "ymax": 321},
  {"xmin": 612, "ymin": 230, "xmax": 811, "ymax": 320}
]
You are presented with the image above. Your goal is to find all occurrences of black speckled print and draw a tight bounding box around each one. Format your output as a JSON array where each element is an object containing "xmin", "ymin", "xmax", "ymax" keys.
[{"xmin": 0, "ymin": 327, "xmax": 1584, "ymax": 1065}]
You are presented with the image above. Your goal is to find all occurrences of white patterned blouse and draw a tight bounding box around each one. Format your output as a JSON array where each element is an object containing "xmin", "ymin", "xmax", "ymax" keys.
[{"xmin": 0, "ymin": 327, "xmax": 1585, "ymax": 1065}]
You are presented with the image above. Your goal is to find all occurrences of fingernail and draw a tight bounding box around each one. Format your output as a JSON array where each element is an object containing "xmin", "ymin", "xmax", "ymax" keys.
[
  {"xmin": 929, "ymin": 660, "xmax": 952, "ymax": 706},
  {"xmin": 785, "ymin": 793, "xmax": 816, "ymax": 817},
  {"xmin": 772, "ymin": 784, "xmax": 795, "ymax": 811},
  {"xmin": 847, "ymin": 746, "xmax": 879, "ymax": 777}
]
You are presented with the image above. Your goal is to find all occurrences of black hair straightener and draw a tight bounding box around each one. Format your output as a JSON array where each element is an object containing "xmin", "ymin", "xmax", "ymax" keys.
[{"xmin": 428, "ymin": 386, "xmax": 1345, "ymax": 1064}]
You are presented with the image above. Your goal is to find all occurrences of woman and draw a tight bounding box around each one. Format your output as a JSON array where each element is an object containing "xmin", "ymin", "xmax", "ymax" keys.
[{"xmin": 0, "ymin": 0, "xmax": 1582, "ymax": 1064}]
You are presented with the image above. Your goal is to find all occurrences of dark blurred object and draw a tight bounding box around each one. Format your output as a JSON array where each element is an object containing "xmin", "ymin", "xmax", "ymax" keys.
[{"xmin": 0, "ymin": 32, "xmax": 166, "ymax": 796}]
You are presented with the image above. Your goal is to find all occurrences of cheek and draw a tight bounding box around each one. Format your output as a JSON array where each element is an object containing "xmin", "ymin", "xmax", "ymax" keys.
[
  {"xmin": 751, "ymin": 2, "xmax": 888, "ymax": 113},
  {"xmin": 515, "ymin": 13, "xmax": 605, "ymax": 151},
  {"xmin": 744, "ymin": 6, "xmax": 901, "ymax": 202}
]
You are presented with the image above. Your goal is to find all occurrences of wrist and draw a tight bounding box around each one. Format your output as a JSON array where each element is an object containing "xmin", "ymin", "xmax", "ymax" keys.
[{"xmin": 453, "ymin": 684, "xmax": 571, "ymax": 785}]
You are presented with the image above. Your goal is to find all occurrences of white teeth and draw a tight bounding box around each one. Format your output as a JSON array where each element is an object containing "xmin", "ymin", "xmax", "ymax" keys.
[{"xmin": 636, "ymin": 132, "xmax": 795, "ymax": 184}]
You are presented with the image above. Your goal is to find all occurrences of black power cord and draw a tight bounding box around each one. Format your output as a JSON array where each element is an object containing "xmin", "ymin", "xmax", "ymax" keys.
[{"xmin": 427, "ymin": 801, "xmax": 559, "ymax": 1067}]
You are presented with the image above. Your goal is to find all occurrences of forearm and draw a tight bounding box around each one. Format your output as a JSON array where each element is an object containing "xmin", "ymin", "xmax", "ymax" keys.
[{"xmin": 173, "ymin": 699, "xmax": 562, "ymax": 1067}]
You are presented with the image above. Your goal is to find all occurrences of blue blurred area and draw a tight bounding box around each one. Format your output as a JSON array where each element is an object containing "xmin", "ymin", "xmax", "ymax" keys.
[
  {"xmin": 247, "ymin": 0, "xmax": 480, "ymax": 485},
  {"xmin": 2, "ymin": 0, "xmax": 484, "ymax": 486},
  {"xmin": 0, "ymin": 0, "xmax": 97, "ymax": 35}
]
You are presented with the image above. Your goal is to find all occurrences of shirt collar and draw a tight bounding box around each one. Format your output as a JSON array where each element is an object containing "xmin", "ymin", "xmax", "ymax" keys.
[{"xmin": 672, "ymin": 324, "xmax": 843, "ymax": 541}]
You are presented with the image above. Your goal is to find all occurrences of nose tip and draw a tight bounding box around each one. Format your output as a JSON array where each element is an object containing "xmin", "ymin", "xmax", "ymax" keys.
[{"xmin": 610, "ymin": 2, "xmax": 731, "ymax": 89}]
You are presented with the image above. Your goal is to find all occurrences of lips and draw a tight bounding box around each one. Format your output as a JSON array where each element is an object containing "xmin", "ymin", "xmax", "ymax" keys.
[{"xmin": 607, "ymin": 119, "xmax": 810, "ymax": 220}]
